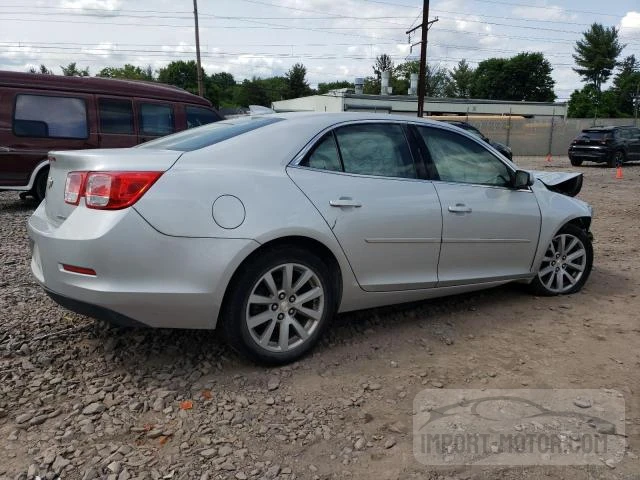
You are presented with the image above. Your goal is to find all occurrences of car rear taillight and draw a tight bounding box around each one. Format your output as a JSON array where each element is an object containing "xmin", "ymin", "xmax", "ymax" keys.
[
  {"xmin": 64, "ymin": 171, "xmax": 162, "ymax": 210},
  {"xmin": 64, "ymin": 172, "xmax": 86, "ymax": 205}
]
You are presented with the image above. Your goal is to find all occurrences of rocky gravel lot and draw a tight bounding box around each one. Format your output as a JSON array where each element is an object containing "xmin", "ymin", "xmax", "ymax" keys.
[{"xmin": 1, "ymin": 157, "xmax": 639, "ymax": 480}]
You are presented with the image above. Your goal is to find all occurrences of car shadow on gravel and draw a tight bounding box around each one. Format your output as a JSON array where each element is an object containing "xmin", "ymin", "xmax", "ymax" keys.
[
  {"xmin": 0, "ymin": 196, "xmax": 39, "ymax": 213},
  {"xmin": 96, "ymin": 284, "xmax": 528, "ymax": 375}
]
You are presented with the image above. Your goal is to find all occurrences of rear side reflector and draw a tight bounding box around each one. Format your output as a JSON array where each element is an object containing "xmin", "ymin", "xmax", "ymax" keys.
[
  {"xmin": 62, "ymin": 264, "xmax": 96, "ymax": 276},
  {"xmin": 64, "ymin": 171, "xmax": 162, "ymax": 210}
]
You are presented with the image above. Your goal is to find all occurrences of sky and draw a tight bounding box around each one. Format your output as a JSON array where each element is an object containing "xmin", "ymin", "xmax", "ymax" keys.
[{"xmin": 1, "ymin": 0, "xmax": 639, "ymax": 101}]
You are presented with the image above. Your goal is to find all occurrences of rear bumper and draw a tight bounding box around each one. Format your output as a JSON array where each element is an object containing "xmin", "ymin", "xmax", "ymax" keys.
[
  {"xmin": 45, "ymin": 288, "xmax": 146, "ymax": 327},
  {"xmin": 28, "ymin": 202, "xmax": 258, "ymax": 329},
  {"xmin": 568, "ymin": 148, "xmax": 611, "ymax": 162}
]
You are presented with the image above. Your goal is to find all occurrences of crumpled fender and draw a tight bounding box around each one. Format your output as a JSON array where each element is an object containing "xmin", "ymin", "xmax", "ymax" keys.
[{"xmin": 528, "ymin": 170, "xmax": 583, "ymax": 197}]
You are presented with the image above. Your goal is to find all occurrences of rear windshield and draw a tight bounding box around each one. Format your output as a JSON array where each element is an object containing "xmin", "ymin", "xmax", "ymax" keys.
[
  {"xmin": 138, "ymin": 116, "xmax": 283, "ymax": 152},
  {"xmin": 578, "ymin": 130, "xmax": 612, "ymax": 141}
]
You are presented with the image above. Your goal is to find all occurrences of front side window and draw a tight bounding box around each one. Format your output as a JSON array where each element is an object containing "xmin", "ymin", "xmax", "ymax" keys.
[
  {"xmin": 139, "ymin": 103, "xmax": 174, "ymax": 136},
  {"xmin": 301, "ymin": 133, "xmax": 342, "ymax": 172},
  {"xmin": 334, "ymin": 123, "xmax": 416, "ymax": 179},
  {"xmin": 186, "ymin": 106, "xmax": 221, "ymax": 129},
  {"xmin": 13, "ymin": 94, "xmax": 87, "ymax": 139},
  {"xmin": 417, "ymin": 126, "xmax": 512, "ymax": 187},
  {"xmin": 99, "ymin": 98, "xmax": 134, "ymax": 134}
]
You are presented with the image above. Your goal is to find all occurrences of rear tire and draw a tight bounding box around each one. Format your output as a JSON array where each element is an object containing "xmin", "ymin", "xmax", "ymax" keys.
[
  {"xmin": 221, "ymin": 246, "xmax": 336, "ymax": 365},
  {"xmin": 529, "ymin": 224, "xmax": 593, "ymax": 296},
  {"xmin": 569, "ymin": 157, "xmax": 583, "ymax": 166},
  {"xmin": 31, "ymin": 167, "xmax": 49, "ymax": 203},
  {"xmin": 608, "ymin": 151, "xmax": 624, "ymax": 168}
]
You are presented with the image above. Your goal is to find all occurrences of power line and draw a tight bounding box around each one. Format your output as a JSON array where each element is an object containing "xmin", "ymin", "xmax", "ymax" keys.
[{"xmin": 355, "ymin": 0, "xmax": 623, "ymax": 18}]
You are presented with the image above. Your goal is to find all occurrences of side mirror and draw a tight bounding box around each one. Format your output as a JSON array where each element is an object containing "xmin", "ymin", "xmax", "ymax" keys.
[{"xmin": 513, "ymin": 170, "xmax": 533, "ymax": 189}]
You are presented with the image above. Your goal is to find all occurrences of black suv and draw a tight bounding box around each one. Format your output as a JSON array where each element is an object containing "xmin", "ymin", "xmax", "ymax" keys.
[
  {"xmin": 443, "ymin": 121, "xmax": 513, "ymax": 160},
  {"xmin": 568, "ymin": 126, "xmax": 640, "ymax": 167}
]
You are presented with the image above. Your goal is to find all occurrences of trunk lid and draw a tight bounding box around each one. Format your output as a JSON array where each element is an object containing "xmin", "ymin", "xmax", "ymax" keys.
[{"xmin": 45, "ymin": 148, "xmax": 182, "ymax": 227}]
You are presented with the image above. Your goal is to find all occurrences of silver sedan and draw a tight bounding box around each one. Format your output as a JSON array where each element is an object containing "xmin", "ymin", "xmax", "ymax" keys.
[{"xmin": 28, "ymin": 113, "xmax": 594, "ymax": 364}]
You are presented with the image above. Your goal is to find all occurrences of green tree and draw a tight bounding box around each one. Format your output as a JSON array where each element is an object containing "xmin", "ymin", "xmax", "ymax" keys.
[
  {"xmin": 317, "ymin": 81, "xmax": 353, "ymax": 94},
  {"xmin": 208, "ymin": 72, "xmax": 237, "ymax": 108},
  {"xmin": 373, "ymin": 53, "xmax": 394, "ymax": 80},
  {"xmin": 394, "ymin": 61, "xmax": 450, "ymax": 97},
  {"xmin": 28, "ymin": 64, "xmax": 53, "ymax": 75},
  {"xmin": 445, "ymin": 59, "xmax": 474, "ymax": 98},
  {"xmin": 97, "ymin": 64, "xmax": 154, "ymax": 80},
  {"xmin": 611, "ymin": 55, "xmax": 640, "ymax": 116},
  {"xmin": 567, "ymin": 85, "xmax": 619, "ymax": 118},
  {"xmin": 157, "ymin": 60, "xmax": 201, "ymax": 94},
  {"xmin": 471, "ymin": 53, "xmax": 555, "ymax": 101},
  {"xmin": 285, "ymin": 63, "xmax": 312, "ymax": 99},
  {"xmin": 573, "ymin": 23, "xmax": 624, "ymax": 95},
  {"xmin": 61, "ymin": 62, "xmax": 89, "ymax": 77}
]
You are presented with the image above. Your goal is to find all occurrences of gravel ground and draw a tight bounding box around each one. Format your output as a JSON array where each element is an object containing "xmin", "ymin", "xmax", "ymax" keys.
[{"xmin": 1, "ymin": 156, "xmax": 639, "ymax": 480}]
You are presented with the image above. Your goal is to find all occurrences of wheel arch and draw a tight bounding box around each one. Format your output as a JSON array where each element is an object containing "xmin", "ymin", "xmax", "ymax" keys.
[{"xmin": 219, "ymin": 235, "xmax": 344, "ymax": 322}]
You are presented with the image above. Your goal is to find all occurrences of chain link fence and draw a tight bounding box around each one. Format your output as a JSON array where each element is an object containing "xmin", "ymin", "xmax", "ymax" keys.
[{"xmin": 464, "ymin": 117, "xmax": 638, "ymax": 156}]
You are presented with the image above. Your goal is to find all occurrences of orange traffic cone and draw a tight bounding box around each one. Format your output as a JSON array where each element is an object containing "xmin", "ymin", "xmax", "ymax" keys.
[
  {"xmin": 545, "ymin": 154, "xmax": 552, "ymax": 163},
  {"xmin": 616, "ymin": 165, "xmax": 623, "ymax": 179}
]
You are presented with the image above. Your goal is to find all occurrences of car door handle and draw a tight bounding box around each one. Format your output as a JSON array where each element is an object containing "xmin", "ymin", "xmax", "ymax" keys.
[
  {"xmin": 330, "ymin": 197, "xmax": 362, "ymax": 208},
  {"xmin": 448, "ymin": 204, "xmax": 472, "ymax": 213}
]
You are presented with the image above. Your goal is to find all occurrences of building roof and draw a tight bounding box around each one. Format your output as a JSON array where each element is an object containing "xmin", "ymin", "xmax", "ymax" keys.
[{"xmin": 0, "ymin": 71, "xmax": 211, "ymax": 106}]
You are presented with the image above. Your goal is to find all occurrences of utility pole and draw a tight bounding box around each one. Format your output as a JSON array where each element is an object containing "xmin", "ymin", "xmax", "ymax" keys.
[
  {"xmin": 406, "ymin": 1, "xmax": 438, "ymax": 118},
  {"xmin": 193, "ymin": 0, "xmax": 204, "ymax": 97}
]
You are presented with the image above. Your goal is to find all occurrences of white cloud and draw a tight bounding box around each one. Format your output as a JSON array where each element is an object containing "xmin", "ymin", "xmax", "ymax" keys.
[
  {"xmin": 511, "ymin": 5, "xmax": 573, "ymax": 22},
  {"xmin": 81, "ymin": 41, "xmax": 116, "ymax": 58},
  {"xmin": 620, "ymin": 11, "xmax": 640, "ymax": 32},
  {"xmin": 59, "ymin": 0, "xmax": 122, "ymax": 16}
]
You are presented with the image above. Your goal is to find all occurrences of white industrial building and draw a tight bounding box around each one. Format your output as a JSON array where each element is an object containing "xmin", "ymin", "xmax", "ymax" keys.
[{"xmin": 272, "ymin": 75, "xmax": 567, "ymax": 118}]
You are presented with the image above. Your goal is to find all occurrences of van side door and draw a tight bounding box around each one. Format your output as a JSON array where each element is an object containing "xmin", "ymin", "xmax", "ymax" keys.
[
  {"xmin": 96, "ymin": 97, "xmax": 138, "ymax": 148},
  {"xmin": 3, "ymin": 90, "xmax": 97, "ymax": 186},
  {"xmin": 135, "ymin": 99, "xmax": 175, "ymax": 143}
]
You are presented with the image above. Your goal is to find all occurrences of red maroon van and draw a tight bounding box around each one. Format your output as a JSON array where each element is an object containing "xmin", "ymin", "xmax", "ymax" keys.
[{"xmin": 0, "ymin": 71, "xmax": 222, "ymax": 201}]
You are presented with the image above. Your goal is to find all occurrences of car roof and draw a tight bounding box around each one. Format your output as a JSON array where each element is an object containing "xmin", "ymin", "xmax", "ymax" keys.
[
  {"xmin": 0, "ymin": 70, "xmax": 212, "ymax": 106},
  {"xmin": 258, "ymin": 112, "xmax": 469, "ymax": 131}
]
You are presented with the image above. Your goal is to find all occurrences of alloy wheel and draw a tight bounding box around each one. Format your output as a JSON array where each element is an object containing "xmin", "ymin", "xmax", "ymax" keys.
[
  {"xmin": 245, "ymin": 263, "xmax": 325, "ymax": 353},
  {"xmin": 538, "ymin": 233, "xmax": 587, "ymax": 294}
]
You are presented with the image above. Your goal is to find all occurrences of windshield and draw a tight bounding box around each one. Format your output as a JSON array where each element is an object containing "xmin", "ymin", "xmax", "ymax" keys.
[{"xmin": 138, "ymin": 116, "xmax": 284, "ymax": 152}]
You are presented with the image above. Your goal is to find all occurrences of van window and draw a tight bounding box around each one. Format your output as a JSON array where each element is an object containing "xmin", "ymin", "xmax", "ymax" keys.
[
  {"xmin": 139, "ymin": 103, "xmax": 174, "ymax": 136},
  {"xmin": 13, "ymin": 94, "xmax": 88, "ymax": 139},
  {"xmin": 99, "ymin": 99, "xmax": 134, "ymax": 134},
  {"xmin": 186, "ymin": 106, "xmax": 221, "ymax": 128}
]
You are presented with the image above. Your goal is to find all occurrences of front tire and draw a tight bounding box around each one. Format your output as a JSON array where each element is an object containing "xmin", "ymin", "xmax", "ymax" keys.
[
  {"xmin": 221, "ymin": 246, "xmax": 336, "ymax": 364},
  {"xmin": 569, "ymin": 157, "xmax": 583, "ymax": 166},
  {"xmin": 529, "ymin": 224, "xmax": 593, "ymax": 296}
]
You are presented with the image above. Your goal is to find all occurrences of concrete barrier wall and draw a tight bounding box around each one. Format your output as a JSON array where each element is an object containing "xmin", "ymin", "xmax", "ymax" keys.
[{"xmin": 462, "ymin": 118, "xmax": 638, "ymax": 156}]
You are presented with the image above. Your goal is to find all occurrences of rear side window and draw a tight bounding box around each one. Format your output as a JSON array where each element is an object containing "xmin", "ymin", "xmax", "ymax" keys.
[
  {"xmin": 334, "ymin": 123, "xmax": 416, "ymax": 179},
  {"xmin": 186, "ymin": 106, "xmax": 221, "ymax": 128},
  {"xmin": 139, "ymin": 103, "xmax": 174, "ymax": 136},
  {"xmin": 138, "ymin": 116, "xmax": 283, "ymax": 152},
  {"xmin": 13, "ymin": 94, "xmax": 88, "ymax": 139},
  {"xmin": 99, "ymin": 99, "xmax": 134, "ymax": 134},
  {"xmin": 302, "ymin": 133, "xmax": 342, "ymax": 172}
]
